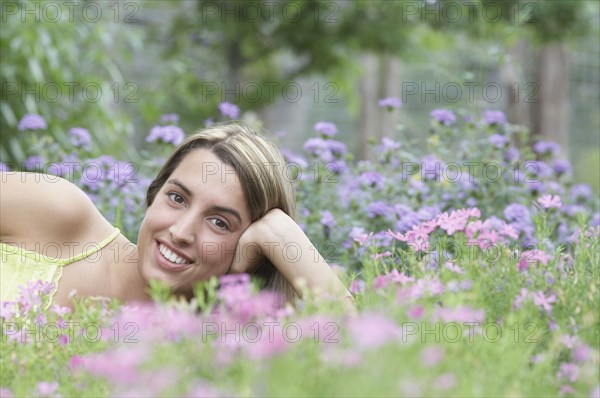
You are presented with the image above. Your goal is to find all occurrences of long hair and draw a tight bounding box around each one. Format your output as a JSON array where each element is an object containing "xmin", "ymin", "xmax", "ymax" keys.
[{"xmin": 146, "ymin": 122, "xmax": 298, "ymax": 303}]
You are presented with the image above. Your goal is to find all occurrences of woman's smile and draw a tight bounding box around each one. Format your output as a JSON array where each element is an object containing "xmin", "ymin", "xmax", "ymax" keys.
[{"xmin": 154, "ymin": 240, "xmax": 194, "ymax": 272}]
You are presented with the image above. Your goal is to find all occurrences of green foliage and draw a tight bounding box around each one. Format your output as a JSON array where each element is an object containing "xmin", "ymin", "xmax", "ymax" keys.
[{"xmin": 0, "ymin": 0, "xmax": 137, "ymax": 163}]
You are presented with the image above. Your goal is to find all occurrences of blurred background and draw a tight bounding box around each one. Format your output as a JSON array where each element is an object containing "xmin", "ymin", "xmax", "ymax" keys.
[{"xmin": 1, "ymin": 0, "xmax": 599, "ymax": 192}]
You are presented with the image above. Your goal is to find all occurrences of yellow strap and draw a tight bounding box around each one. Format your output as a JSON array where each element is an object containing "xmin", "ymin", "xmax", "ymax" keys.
[{"xmin": 58, "ymin": 228, "xmax": 121, "ymax": 266}]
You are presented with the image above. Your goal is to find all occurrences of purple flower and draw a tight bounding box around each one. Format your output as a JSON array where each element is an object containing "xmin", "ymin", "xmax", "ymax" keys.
[
  {"xmin": 431, "ymin": 109, "xmax": 456, "ymax": 126},
  {"xmin": 359, "ymin": 171, "xmax": 385, "ymax": 189},
  {"xmin": 314, "ymin": 121, "xmax": 338, "ymax": 137},
  {"xmin": 525, "ymin": 160, "xmax": 553, "ymax": 178},
  {"xmin": 504, "ymin": 147, "xmax": 520, "ymax": 162},
  {"xmin": 69, "ymin": 127, "xmax": 92, "ymax": 150},
  {"xmin": 326, "ymin": 140, "xmax": 347, "ymax": 156},
  {"xmin": 378, "ymin": 97, "xmax": 402, "ymax": 110},
  {"xmin": 24, "ymin": 155, "xmax": 44, "ymax": 170},
  {"xmin": 489, "ymin": 134, "xmax": 509, "ymax": 148},
  {"xmin": 160, "ymin": 113, "xmax": 179, "ymax": 124},
  {"xmin": 378, "ymin": 137, "xmax": 401, "ymax": 152},
  {"xmin": 18, "ymin": 114, "xmax": 47, "ymax": 131},
  {"xmin": 561, "ymin": 205, "xmax": 586, "ymax": 217},
  {"xmin": 552, "ymin": 159, "xmax": 571, "ymax": 175},
  {"xmin": 218, "ymin": 102, "xmax": 240, "ymax": 119},
  {"xmin": 320, "ymin": 210, "xmax": 336, "ymax": 228},
  {"xmin": 591, "ymin": 212, "xmax": 600, "ymax": 227},
  {"xmin": 146, "ymin": 125, "xmax": 185, "ymax": 145},
  {"xmin": 304, "ymin": 137, "xmax": 328, "ymax": 154},
  {"xmin": 533, "ymin": 140, "xmax": 560, "ymax": 156},
  {"xmin": 570, "ymin": 184, "xmax": 592, "ymax": 202},
  {"xmin": 483, "ymin": 110, "xmax": 507, "ymax": 125},
  {"xmin": 366, "ymin": 201, "xmax": 390, "ymax": 218},
  {"xmin": 416, "ymin": 206, "xmax": 440, "ymax": 221},
  {"xmin": 504, "ymin": 203, "xmax": 530, "ymax": 221},
  {"xmin": 0, "ymin": 162, "xmax": 9, "ymax": 171},
  {"xmin": 303, "ymin": 138, "xmax": 346, "ymax": 163},
  {"xmin": 420, "ymin": 154, "xmax": 443, "ymax": 180},
  {"xmin": 280, "ymin": 149, "xmax": 308, "ymax": 168}
]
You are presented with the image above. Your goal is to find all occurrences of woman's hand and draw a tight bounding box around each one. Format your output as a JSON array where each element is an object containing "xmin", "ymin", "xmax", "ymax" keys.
[
  {"xmin": 227, "ymin": 208, "xmax": 289, "ymax": 275},
  {"xmin": 228, "ymin": 209, "xmax": 355, "ymax": 310}
]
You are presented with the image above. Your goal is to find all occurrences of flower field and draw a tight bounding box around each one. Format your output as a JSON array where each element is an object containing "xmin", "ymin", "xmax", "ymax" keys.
[{"xmin": 1, "ymin": 104, "xmax": 599, "ymax": 397}]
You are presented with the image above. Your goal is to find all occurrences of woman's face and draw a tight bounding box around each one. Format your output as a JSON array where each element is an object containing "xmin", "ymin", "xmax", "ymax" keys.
[{"xmin": 137, "ymin": 148, "xmax": 251, "ymax": 294}]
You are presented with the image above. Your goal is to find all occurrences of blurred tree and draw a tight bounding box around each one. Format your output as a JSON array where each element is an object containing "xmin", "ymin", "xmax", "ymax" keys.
[
  {"xmin": 0, "ymin": 0, "xmax": 138, "ymax": 164},
  {"xmin": 151, "ymin": 0, "xmax": 418, "ymax": 154},
  {"xmin": 431, "ymin": 0, "xmax": 594, "ymax": 152}
]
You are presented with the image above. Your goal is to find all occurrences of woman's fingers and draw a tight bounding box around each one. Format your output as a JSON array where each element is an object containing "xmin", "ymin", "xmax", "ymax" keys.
[{"xmin": 228, "ymin": 237, "xmax": 264, "ymax": 274}]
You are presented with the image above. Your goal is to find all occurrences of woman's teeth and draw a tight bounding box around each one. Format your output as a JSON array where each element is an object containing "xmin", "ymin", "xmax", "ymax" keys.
[{"xmin": 159, "ymin": 243, "xmax": 191, "ymax": 264}]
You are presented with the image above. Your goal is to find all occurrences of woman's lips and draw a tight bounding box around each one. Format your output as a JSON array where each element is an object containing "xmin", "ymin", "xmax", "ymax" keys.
[{"xmin": 153, "ymin": 241, "xmax": 194, "ymax": 272}]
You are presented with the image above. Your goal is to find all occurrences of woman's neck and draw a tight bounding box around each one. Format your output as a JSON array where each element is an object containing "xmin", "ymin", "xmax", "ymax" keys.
[{"xmin": 106, "ymin": 243, "xmax": 152, "ymax": 303}]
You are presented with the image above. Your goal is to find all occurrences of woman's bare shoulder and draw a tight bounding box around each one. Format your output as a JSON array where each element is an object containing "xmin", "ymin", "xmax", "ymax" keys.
[{"xmin": 0, "ymin": 171, "xmax": 107, "ymax": 242}]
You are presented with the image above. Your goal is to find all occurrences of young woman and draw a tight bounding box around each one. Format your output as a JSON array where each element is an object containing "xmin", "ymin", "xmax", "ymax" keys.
[{"xmin": 0, "ymin": 122, "xmax": 352, "ymax": 309}]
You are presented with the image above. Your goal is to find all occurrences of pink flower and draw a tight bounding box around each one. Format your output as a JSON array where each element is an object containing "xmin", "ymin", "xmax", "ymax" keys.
[
  {"xmin": 518, "ymin": 250, "xmax": 552, "ymax": 271},
  {"xmin": 444, "ymin": 262, "xmax": 464, "ymax": 274},
  {"xmin": 354, "ymin": 232, "xmax": 374, "ymax": 246},
  {"xmin": 372, "ymin": 275, "xmax": 390, "ymax": 290},
  {"xmin": 500, "ymin": 223, "xmax": 519, "ymax": 240},
  {"xmin": 420, "ymin": 346, "xmax": 445, "ymax": 367},
  {"xmin": 347, "ymin": 312, "xmax": 401, "ymax": 350},
  {"xmin": 320, "ymin": 346, "xmax": 363, "ymax": 367},
  {"xmin": 406, "ymin": 305, "xmax": 424, "ymax": 320},
  {"xmin": 532, "ymin": 291, "xmax": 556, "ymax": 314},
  {"xmin": 557, "ymin": 362, "xmax": 579, "ymax": 383},
  {"xmin": 186, "ymin": 380, "xmax": 228, "ymax": 398},
  {"xmin": 573, "ymin": 343, "xmax": 591, "ymax": 363},
  {"xmin": 434, "ymin": 373, "xmax": 457, "ymax": 391},
  {"xmin": 560, "ymin": 385, "xmax": 576, "ymax": 396},
  {"xmin": 385, "ymin": 229, "xmax": 404, "ymax": 241},
  {"xmin": 538, "ymin": 194, "xmax": 562, "ymax": 209},
  {"xmin": 349, "ymin": 279, "xmax": 365, "ymax": 294},
  {"xmin": 512, "ymin": 288, "xmax": 529, "ymax": 309},
  {"xmin": 371, "ymin": 250, "xmax": 392, "ymax": 260},
  {"xmin": 560, "ymin": 334, "xmax": 579, "ymax": 349},
  {"xmin": 432, "ymin": 306, "xmax": 485, "ymax": 323},
  {"xmin": 387, "ymin": 269, "xmax": 414, "ymax": 284},
  {"xmin": 58, "ymin": 334, "xmax": 70, "ymax": 345},
  {"xmin": 0, "ymin": 302, "xmax": 16, "ymax": 321},
  {"xmin": 37, "ymin": 381, "xmax": 58, "ymax": 396}
]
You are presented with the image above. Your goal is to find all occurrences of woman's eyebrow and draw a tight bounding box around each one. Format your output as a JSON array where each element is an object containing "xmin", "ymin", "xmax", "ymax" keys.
[
  {"xmin": 211, "ymin": 206, "xmax": 243, "ymax": 225},
  {"xmin": 167, "ymin": 178, "xmax": 193, "ymax": 196},
  {"xmin": 167, "ymin": 178, "xmax": 243, "ymax": 224}
]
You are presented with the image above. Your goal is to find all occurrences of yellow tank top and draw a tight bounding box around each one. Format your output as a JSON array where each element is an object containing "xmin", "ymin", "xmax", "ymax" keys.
[{"xmin": 0, "ymin": 228, "xmax": 120, "ymax": 308}]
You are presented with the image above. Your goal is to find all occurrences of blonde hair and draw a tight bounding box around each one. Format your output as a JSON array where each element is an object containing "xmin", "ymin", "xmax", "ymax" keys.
[{"xmin": 146, "ymin": 122, "xmax": 298, "ymax": 303}]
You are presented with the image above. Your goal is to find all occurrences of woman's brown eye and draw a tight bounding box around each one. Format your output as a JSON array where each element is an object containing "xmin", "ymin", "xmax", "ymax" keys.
[
  {"xmin": 211, "ymin": 218, "xmax": 230, "ymax": 230},
  {"xmin": 168, "ymin": 192, "xmax": 184, "ymax": 204}
]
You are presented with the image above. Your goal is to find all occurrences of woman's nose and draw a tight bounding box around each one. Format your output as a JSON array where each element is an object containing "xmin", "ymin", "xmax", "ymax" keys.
[{"xmin": 169, "ymin": 214, "xmax": 196, "ymax": 245}]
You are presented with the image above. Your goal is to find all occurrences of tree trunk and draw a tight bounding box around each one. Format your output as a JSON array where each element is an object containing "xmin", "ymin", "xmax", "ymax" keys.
[
  {"xmin": 380, "ymin": 54, "xmax": 402, "ymax": 140},
  {"xmin": 502, "ymin": 38, "xmax": 533, "ymax": 132},
  {"xmin": 358, "ymin": 53, "xmax": 380, "ymax": 160},
  {"xmin": 533, "ymin": 43, "xmax": 570, "ymax": 153}
]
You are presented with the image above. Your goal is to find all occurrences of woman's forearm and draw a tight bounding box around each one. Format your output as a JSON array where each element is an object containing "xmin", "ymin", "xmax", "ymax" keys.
[{"xmin": 257, "ymin": 212, "xmax": 353, "ymax": 302}]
